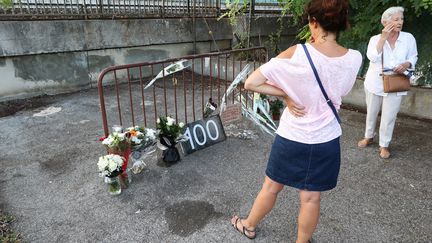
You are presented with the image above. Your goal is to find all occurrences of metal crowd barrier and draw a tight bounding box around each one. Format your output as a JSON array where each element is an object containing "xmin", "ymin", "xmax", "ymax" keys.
[{"xmin": 97, "ymin": 47, "xmax": 268, "ymax": 136}]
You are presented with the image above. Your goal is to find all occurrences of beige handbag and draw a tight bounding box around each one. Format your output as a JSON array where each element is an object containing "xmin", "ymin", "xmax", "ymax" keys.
[{"xmin": 381, "ymin": 53, "xmax": 410, "ymax": 93}]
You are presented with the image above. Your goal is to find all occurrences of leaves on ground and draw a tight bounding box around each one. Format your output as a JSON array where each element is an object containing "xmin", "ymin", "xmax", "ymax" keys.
[{"xmin": 0, "ymin": 210, "xmax": 21, "ymax": 243}]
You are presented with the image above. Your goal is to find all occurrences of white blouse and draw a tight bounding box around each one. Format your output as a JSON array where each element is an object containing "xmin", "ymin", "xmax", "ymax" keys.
[{"xmin": 364, "ymin": 31, "xmax": 418, "ymax": 96}]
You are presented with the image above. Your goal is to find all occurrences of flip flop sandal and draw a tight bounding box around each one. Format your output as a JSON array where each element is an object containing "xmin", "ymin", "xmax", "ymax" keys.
[{"xmin": 231, "ymin": 216, "xmax": 256, "ymax": 240}]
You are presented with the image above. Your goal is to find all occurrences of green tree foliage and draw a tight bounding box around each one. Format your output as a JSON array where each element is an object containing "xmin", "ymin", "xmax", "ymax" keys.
[
  {"xmin": 277, "ymin": 0, "xmax": 431, "ymax": 42},
  {"xmin": 218, "ymin": 0, "xmax": 250, "ymax": 26},
  {"xmin": 218, "ymin": 0, "xmax": 250, "ymax": 50},
  {"xmin": 220, "ymin": 0, "xmax": 432, "ymax": 83},
  {"xmin": 278, "ymin": 0, "xmax": 432, "ymax": 83},
  {"xmin": 0, "ymin": 0, "xmax": 13, "ymax": 9},
  {"xmin": 346, "ymin": 0, "xmax": 431, "ymax": 44}
]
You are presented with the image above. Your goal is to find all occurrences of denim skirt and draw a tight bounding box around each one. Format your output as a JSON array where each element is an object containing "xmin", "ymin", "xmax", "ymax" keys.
[{"xmin": 266, "ymin": 135, "xmax": 341, "ymax": 191}]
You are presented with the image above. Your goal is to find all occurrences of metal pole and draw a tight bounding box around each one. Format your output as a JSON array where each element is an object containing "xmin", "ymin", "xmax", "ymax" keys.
[
  {"xmin": 187, "ymin": 0, "xmax": 190, "ymax": 15},
  {"xmin": 99, "ymin": 0, "xmax": 103, "ymax": 14},
  {"xmin": 193, "ymin": 0, "xmax": 196, "ymax": 54},
  {"xmin": 216, "ymin": 0, "xmax": 220, "ymax": 16},
  {"xmin": 161, "ymin": 0, "xmax": 165, "ymax": 17},
  {"xmin": 247, "ymin": 0, "xmax": 254, "ymax": 48}
]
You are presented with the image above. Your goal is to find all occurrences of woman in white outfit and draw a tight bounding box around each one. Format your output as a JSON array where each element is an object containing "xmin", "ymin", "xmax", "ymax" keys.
[{"xmin": 358, "ymin": 6, "xmax": 418, "ymax": 159}]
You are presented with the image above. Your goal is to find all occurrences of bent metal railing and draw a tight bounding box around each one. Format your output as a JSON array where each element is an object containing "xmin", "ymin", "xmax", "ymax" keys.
[
  {"xmin": 97, "ymin": 47, "xmax": 267, "ymax": 136},
  {"xmin": 0, "ymin": 0, "xmax": 282, "ymax": 19},
  {"xmin": 0, "ymin": 0, "xmax": 219, "ymax": 19}
]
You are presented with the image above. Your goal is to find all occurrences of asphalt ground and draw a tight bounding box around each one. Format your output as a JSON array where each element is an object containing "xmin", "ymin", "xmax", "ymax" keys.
[{"xmin": 0, "ymin": 88, "xmax": 431, "ymax": 243}]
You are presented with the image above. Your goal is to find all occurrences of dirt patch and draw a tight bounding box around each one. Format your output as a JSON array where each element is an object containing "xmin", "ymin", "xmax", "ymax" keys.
[{"xmin": 0, "ymin": 95, "xmax": 53, "ymax": 118}]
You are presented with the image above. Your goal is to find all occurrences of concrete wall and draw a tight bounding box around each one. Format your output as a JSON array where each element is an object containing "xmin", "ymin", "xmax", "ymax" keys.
[
  {"xmin": 0, "ymin": 19, "xmax": 233, "ymax": 56},
  {"xmin": 343, "ymin": 79, "xmax": 432, "ymax": 120},
  {"xmin": 0, "ymin": 18, "xmax": 233, "ymax": 101},
  {"xmin": 0, "ymin": 17, "xmax": 295, "ymax": 102}
]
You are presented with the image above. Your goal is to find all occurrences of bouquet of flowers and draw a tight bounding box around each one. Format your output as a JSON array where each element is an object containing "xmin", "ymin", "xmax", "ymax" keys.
[
  {"xmin": 100, "ymin": 132, "xmax": 131, "ymax": 154},
  {"xmin": 98, "ymin": 125, "xmax": 158, "ymax": 178},
  {"xmin": 97, "ymin": 154, "xmax": 124, "ymax": 195},
  {"xmin": 97, "ymin": 154, "xmax": 124, "ymax": 178},
  {"xmin": 126, "ymin": 126, "xmax": 157, "ymax": 174},
  {"xmin": 126, "ymin": 126, "xmax": 157, "ymax": 150},
  {"xmin": 156, "ymin": 116, "xmax": 186, "ymax": 163},
  {"xmin": 156, "ymin": 116, "xmax": 185, "ymax": 141}
]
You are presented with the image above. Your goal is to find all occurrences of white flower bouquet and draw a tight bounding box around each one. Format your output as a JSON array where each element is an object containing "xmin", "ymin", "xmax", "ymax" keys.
[
  {"xmin": 97, "ymin": 154, "xmax": 124, "ymax": 178},
  {"xmin": 156, "ymin": 116, "xmax": 185, "ymax": 141}
]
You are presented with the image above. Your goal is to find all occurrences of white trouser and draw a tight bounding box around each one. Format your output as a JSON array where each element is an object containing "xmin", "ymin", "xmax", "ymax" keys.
[{"xmin": 364, "ymin": 88, "xmax": 402, "ymax": 147}]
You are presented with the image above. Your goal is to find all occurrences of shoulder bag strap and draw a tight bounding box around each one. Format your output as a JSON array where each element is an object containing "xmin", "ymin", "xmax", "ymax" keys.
[
  {"xmin": 381, "ymin": 50, "xmax": 384, "ymax": 78},
  {"xmin": 301, "ymin": 44, "xmax": 341, "ymax": 124}
]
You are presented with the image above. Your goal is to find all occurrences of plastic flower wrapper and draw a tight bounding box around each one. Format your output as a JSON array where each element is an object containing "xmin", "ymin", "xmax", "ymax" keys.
[
  {"xmin": 218, "ymin": 63, "xmax": 276, "ymax": 136},
  {"xmin": 144, "ymin": 60, "xmax": 191, "ymax": 90},
  {"xmin": 130, "ymin": 148, "xmax": 153, "ymax": 174},
  {"xmin": 203, "ymin": 97, "xmax": 218, "ymax": 118},
  {"xmin": 127, "ymin": 127, "xmax": 158, "ymax": 174},
  {"xmin": 97, "ymin": 154, "xmax": 124, "ymax": 177},
  {"xmin": 130, "ymin": 136, "xmax": 157, "ymax": 174}
]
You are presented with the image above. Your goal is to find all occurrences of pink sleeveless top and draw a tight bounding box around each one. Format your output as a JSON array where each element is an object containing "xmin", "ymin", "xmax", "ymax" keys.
[{"xmin": 260, "ymin": 43, "xmax": 362, "ymax": 144}]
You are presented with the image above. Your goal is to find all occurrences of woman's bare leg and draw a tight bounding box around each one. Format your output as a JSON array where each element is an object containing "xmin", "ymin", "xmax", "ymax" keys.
[
  {"xmin": 296, "ymin": 190, "xmax": 321, "ymax": 243},
  {"xmin": 239, "ymin": 176, "xmax": 284, "ymax": 229}
]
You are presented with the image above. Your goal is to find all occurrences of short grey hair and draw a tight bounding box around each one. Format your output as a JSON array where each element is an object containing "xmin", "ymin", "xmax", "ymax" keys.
[{"xmin": 381, "ymin": 6, "xmax": 404, "ymax": 23}]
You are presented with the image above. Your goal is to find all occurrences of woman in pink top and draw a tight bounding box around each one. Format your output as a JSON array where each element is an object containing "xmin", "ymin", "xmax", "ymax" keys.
[{"xmin": 230, "ymin": 0, "xmax": 362, "ymax": 242}]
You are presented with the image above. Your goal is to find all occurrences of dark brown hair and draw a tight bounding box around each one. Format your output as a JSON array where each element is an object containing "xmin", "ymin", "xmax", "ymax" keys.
[{"xmin": 305, "ymin": 0, "xmax": 350, "ymax": 33}]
